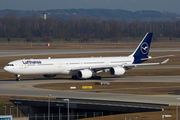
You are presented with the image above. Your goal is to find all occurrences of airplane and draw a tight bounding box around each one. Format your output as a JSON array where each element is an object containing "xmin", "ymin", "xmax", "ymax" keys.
[{"xmin": 4, "ymin": 33, "xmax": 172, "ymax": 81}]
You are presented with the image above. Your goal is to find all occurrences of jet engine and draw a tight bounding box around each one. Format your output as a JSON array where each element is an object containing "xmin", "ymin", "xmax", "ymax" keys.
[
  {"xmin": 109, "ymin": 66, "xmax": 125, "ymax": 76},
  {"xmin": 77, "ymin": 69, "xmax": 93, "ymax": 79},
  {"xmin": 43, "ymin": 74, "xmax": 57, "ymax": 78}
]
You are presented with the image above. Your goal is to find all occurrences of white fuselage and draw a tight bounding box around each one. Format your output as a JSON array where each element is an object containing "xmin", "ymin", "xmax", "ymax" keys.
[
  {"xmin": 4, "ymin": 56, "xmax": 134, "ymax": 75},
  {"xmin": 4, "ymin": 33, "xmax": 169, "ymax": 81}
]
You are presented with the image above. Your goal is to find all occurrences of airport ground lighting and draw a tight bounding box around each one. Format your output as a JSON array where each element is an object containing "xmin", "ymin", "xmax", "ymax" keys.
[
  {"xmin": 162, "ymin": 115, "xmax": 172, "ymax": 120},
  {"xmin": 48, "ymin": 94, "xmax": 51, "ymax": 120},
  {"xmin": 14, "ymin": 102, "xmax": 21, "ymax": 120},
  {"xmin": 10, "ymin": 106, "xmax": 13, "ymax": 115},
  {"xmin": 62, "ymin": 99, "xmax": 69, "ymax": 120},
  {"xmin": 176, "ymin": 98, "xmax": 180, "ymax": 120},
  {"xmin": 56, "ymin": 104, "xmax": 63, "ymax": 120},
  {"xmin": 3, "ymin": 106, "xmax": 6, "ymax": 115}
]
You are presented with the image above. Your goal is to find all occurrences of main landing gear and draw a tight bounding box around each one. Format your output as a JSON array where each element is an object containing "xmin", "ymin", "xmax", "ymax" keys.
[
  {"xmin": 15, "ymin": 74, "xmax": 21, "ymax": 81},
  {"xmin": 71, "ymin": 75, "xmax": 101, "ymax": 80},
  {"xmin": 90, "ymin": 76, "xmax": 101, "ymax": 80},
  {"xmin": 72, "ymin": 75, "xmax": 78, "ymax": 79}
]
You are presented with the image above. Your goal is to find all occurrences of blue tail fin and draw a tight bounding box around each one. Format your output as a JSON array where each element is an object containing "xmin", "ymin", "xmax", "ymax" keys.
[{"xmin": 129, "ymin": 33, "xmax": 153, "ymax": 63}]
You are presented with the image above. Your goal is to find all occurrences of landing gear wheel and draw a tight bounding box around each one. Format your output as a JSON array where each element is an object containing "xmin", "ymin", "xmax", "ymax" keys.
[
  {"xmin": 96, "ymin": 76, "xmax": 101, "ymax": 80},
  {"xmin": 15, "ymin": 74, "xmax": 21, "ymax": 81},
  {"xmin": 72, "ymin": 75, "xmax": 78, "ymax": 79},
  {"xmin": 90, "ymin": 76, "xmax": 101, "ymax": 80},
  {"xmin": 16, "ymin": 78, "xmax": 21, "ymax": 81}
]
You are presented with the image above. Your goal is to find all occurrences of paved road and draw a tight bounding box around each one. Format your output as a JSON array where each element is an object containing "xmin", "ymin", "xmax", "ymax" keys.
[
  {"xmin": 1, "ymin": 76, "xmax": 180, "ymax": 105},
  {"xmin": 0, "ymin": 49, "xmax": 180, "ymax": 57}
]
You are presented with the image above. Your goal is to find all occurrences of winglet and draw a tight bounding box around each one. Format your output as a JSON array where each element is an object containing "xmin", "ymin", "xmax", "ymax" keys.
[{"xmin": 161, "ymin": 59, "xmax": 169, "ymax": 64}]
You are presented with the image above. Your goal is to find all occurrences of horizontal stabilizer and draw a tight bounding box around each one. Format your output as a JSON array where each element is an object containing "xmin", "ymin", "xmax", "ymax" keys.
[
  {"xmin": 124, "ymin": 59, "xmax": 169, "ymax": 69},
  {"xmin": 161, "ymin": 59, "xmax": 169, "ymax": 64},
  {"xmin": 141, "ymin": 55, "xmax": 174, "ymax": 60}
]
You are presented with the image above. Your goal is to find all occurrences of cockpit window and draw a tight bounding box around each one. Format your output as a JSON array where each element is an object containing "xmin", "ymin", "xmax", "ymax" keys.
[{"xmin": 6, "ymin": 64, "xmax": 14, "ymax": 66}]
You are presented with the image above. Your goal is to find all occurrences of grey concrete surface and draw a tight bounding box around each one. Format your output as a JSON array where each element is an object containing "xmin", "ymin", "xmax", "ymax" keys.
[
  {"xmin": 133, "ymin": 65, "xmax": 180, "ymax": 69},
  {"xmin": 0, "ymin": 76, "xmax": 180, "ymax": 105},
  {"xmin": 0, "ymin": 69, "xmax": 4, "ymax": 72},
  {"xmin": 0, "ymin": 49, "xmax": 180, "ymax": 57}
]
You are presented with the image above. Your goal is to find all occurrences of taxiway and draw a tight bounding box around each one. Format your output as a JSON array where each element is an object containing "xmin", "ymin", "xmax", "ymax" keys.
[
  {"xmin": 0, "ymin": 76, "xmax": 180, "ymax": 105},
  {"xmin": 0, "ymin": 49, "xmax": 180, "ymax": 57},
  {"xmin": 1, "ymin": 48, "xmax": 180, "ymax": 106}
]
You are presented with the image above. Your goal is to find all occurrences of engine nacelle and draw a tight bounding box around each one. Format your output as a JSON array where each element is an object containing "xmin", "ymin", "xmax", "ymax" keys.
[
  {"xmin": 43, "ymin": 74, "xmax": 57, "ymax": 78},
  {"xmin": 109, "ymin": 67, "xmax": 125, "ymax": 76},
  {"xmin": 77, "ymin": 69, "xmax": 93, "ymax": 79}
]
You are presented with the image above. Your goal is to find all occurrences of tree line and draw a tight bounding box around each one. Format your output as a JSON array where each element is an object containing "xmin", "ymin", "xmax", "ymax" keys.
[{"xmin": 0, "ymin": 15, "xmax": 180, "ymax": 42}]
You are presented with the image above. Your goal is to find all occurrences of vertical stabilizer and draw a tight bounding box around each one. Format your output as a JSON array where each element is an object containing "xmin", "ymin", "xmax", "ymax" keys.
[{"xmin": 129, "ymin": 33, "xmax": 153, "ymax": 63}]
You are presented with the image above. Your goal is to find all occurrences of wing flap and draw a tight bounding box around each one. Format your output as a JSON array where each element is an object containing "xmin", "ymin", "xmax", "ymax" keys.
[{"xmin": 71, "ymin": 64, "xmax": 122, "ymax": 71}]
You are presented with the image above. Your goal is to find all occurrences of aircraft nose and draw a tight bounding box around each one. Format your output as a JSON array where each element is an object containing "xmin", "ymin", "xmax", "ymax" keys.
[
  {"xmin": 4, "ymin": 66, "xmax": 8, "ymax": 72},
  {"xmin": 4, "ymin": 65, "xmax": 17, "ymax": 74}
]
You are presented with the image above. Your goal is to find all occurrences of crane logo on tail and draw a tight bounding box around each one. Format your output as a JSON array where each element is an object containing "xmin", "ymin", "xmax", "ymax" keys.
[{"xmin": 141, "ymin": 42, "xmax": 149, "ymax": 54}]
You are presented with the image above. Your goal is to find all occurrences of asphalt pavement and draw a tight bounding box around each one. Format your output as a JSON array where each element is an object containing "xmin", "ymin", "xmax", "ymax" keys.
[
  {"xmin": 0, "ymin": 49, "xmax": 180, "ymax": 57},
  {"xmin": 0, "ymin": 76, "xmax": 180, "ymax": 105}
]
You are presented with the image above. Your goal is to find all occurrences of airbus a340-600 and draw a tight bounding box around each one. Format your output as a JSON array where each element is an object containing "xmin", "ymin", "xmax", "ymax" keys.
[{"xmin": 4, "ymin": 33, "xmax": 171, "ymax": 81}]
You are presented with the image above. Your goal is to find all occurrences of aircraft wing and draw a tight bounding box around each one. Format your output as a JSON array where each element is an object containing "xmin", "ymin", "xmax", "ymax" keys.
[
  {"xmin": 71, "ymin": 59, "xmax": 169, "ymax": 71},
  {"xmin": 71, "ymin": 64, "xmax": 122, "ymax": 71}
]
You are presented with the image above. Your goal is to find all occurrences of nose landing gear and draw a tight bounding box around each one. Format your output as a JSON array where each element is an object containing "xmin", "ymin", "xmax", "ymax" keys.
[{"xmin": 15, "ymin": 74, "xmax": 21, "ymax": 81}]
